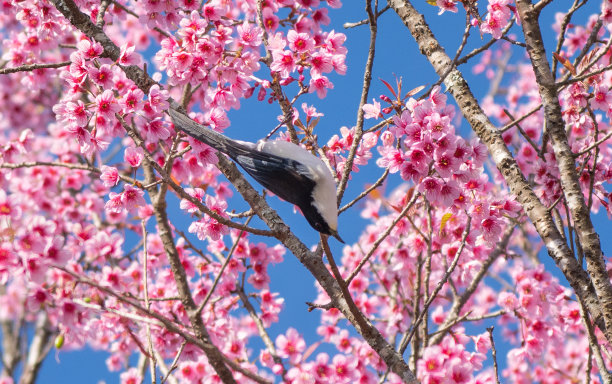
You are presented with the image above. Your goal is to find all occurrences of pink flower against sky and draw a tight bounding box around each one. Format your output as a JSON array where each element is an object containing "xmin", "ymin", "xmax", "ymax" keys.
[
  {"xmin": 363, "ymin": 99, "xmax": 381, "ymax": 119},
  {"xmin": 276, "ymin": 327, "xmax": 306, "ymax": 364}
]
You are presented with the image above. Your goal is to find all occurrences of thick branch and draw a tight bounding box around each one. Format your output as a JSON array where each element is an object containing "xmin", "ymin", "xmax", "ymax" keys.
[
  {"xmin": 387, "ymin": 0, "xmax": 607, "ymax": 337},
  {"xmin": 214, "ymin": 154, "xmax": 418, "ymax": 383},
  {"xmin": 144, "ymin": 156, "xmax": 237, "ymax": 383},
  {"xmin": 516, "ymin": 0, "xmax": 612, "ymax": 343},
  {"xmin": 49, "ymin": 0, "xmax": 156, "ymax": 92}
]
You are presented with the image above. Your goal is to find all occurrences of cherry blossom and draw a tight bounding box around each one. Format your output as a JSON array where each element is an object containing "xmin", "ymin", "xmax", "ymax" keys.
[{"xmin": 0, "ymin": 1, "xmax": 610, "ymax": 384}]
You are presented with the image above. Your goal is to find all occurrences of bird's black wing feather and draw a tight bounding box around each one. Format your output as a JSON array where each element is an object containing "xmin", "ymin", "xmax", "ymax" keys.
[{"xmin": 233, "ymin": 152, "xmax": 315, "ymax": 209}]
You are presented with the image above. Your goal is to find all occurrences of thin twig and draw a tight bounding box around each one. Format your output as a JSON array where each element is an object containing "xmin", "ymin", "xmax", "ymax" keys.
[
  {"xmin": 499, "ymin": 104, "xmax": 543, "ymax": 133},
  {"xmin": 487, "ymin": 327, "xmax": 501, "ymax": 384},
  {"xmin": 345, "ymin": 192, "xmax": 419, "ymax": 286},
  {"xmin": 456, "ymin": 18, "xmax": 516, "ymax": 66},
  {"xmin": 321, "ymin": 234, "xmax": 374, "ymax": 342},
  {"xmin": 398, "ymin": 216, "xmax": 472, "ymax": 354},
  {"xmin": 142, "ymin": 220, "xmax": 157, "ymax": 384},
  {"xmin": 577, "ymin": 296, "xmax": 612, "ymax": 383},
  {"xmin": 556, "ymin": 62, "xmax": 612, "ymax": 88},
  {"xmin": 339, "ymin": 168, "xmax": 389, "ymax": 213},
  {"xmin": 551, "ymin": 0, "xmax": 583, "ymax": 78},
  {"xmin": 574, "ymin": 130, "xmax": 612, "ymax": 157},
  {"xmin": 236, "ymin": 288, "xmax": 287, "ymax": 378},
  {"xmin": 96, "ymin": 0, "xmax": 111, "ymax": 26},
  {"xmin": 0, "ymin": 61, "xmax": 71, "ymax": 75},
  {"xmin": 343, "ymin": 5, "xmax": 390, "ymax": 28},
  {"xmin": 336, "ymin": 0, "xmax": 379, "ymax": 204},
  {"xmin": 160, "ymin": 341, "xmax": 187, "ymax": 384},
  {"xmin": 60, "ymin": 267, "xmax": 273, "ymax": 384},
  {"xmin": 503, "ymin": 109, "xmax": 543, "ymax": 159},
  {"xmin": 196, "ymin": 216, "xmax": 253, "ymax": 316}
]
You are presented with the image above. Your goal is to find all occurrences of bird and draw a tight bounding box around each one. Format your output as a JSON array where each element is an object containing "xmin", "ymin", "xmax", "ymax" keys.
[{"xmin": 168, "ymin": 106, "xmax": 344, "ymax": 243}]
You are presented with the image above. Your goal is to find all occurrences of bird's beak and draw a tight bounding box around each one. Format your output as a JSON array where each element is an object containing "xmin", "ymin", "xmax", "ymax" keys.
[{"xmin": 330, "ymin": 229, "xmax": 345, "ymax": 244}]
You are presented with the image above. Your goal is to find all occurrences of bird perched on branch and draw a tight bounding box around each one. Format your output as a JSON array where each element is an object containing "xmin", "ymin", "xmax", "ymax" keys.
[{"xmin": 168, "ymin": 107, "xmax": 344, "ymax": 243}]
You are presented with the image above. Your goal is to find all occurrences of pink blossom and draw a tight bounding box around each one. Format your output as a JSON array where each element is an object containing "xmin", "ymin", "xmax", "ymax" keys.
[
  {"xmin": 447, "ymin": 358, "xmax": 471, "ymax": 383},
  {"xmin": 276, "ymin": 327, "xmax": 305, "ymax": 364},
  {"xmin": 309, "ymin": 74, "xmax": 334, "ymax": 98},
  {"xmin": 363, "ymin": 99, "xmax": 382, "ymax": 119},
  {"xmin": 100, "ymin": 166, "xmax": 119, "ymax": 187},
  {"xmin": 434, "ymin": 150, "xmax": 459, "ymax": 177},
  {"xmin": 418, "ymin": 345, "xmax": 445, "ymax": 376},
  {"xmin": 142, "ymin": 118, "xmax": 171, "ymax": 141},
  {"xmin": 180, "ymin": 188, "xmax": 205, "ymax": 213},
  {"xmin": 591, "ymin": 85, "xmax": 612, "ymax": 110},
  {"xmin": 77, "ymin": 39, "xmax": 103, "ymax": 59},
  {"xmin": 309, "ymin": 51, "xmax": 333, "ymax": 76},
  {"xmin": 419, "ymin": 177, "xmax": 442, "ymax": 203},
  {"xmin": 301, "ymin": 103, "xmax": 324, "ymax": 119},
  {"xmin": 0, "ymin": 190, "xmax": 21, "ymax": 220},
  {"xmin": 324, "ymin": 30, "xmax": 347, "ymax": 54},
  {"xmin": 64, "ymin": 100, "xmax": 89, "ymax": 127},
  {"xmin": 95, "ymin": 90, "xmax": 120, "ymax": 119},
  {"xmin": 120, "ymin": 368, "xmax": 142, "ymax": 384},
  {"xmin": 147, "ymin": 85, "xmax": 169, "ymax": 113},
  {"xmin": 237, "ymin": 22, "xmax": 262, "ymax": 47},
  {"xmin": 473, "ymin": 332, "xmax": 492, "ymax": 354},
  {"xmin": 498, "ymin": 291, "xmax": 519, "ymax": 310},
  {"xmin": 480, "ymin": 12, "xmax": 505, "ymax": 39},
  {"xmin": 313, "ymin": 8, "xmax": 331, "ymax": 25},
  {"xmin": 312, "ymin": 353, "xmax": 332, "ymax": 381},
  {"xmin": 124, "ymin": 146, "xmax": 144, "ymax": 167},
  {"xmin": 89, "ymin": 64, "xmax": 114, "ymax": 89},
  {"xmin": 121, "ymin": 184, "xmax": 146, "ymax": 211},
  {"xmin": 105, "ymin": 191, "xmax": 124, "ymax": 213},
  {"xmin": 271, "ymin": 50, "xmax": 296, "ymax": 78},
  {"xmin": 437, "ymin": 0, "xmax": 458, "ymax": 14},
  {"xmin": 331, "ymin": 354, "xmax": 358, "ymax": 382},
  {"xmin": 376, "ymin": 148, "xmax": 404, "ymax": 173},
  {"xmin": 205, "ymin": 107, "xmax": 230, "ymax": 131},
  {"xmin": 118, "ymin": 43, "xmax": 142, "ymax": 66},
  {"xmin": 332, "ymin": 329, "xmax": 352, "ymax": 353},
  {"xmin": 122, "ymin": 88, "xmax": 144, "ymax": 113},
  {"xmin": 262, "ymin": 8, "xmax": 279, "ymax": 31},
  {"xmin": 285, "ymin": 366, "xmax": 314, "ymax": 384},
  {"xmin": 480, "ymin": 216, "xmax": 503, "ymax": 243},
  {"xmin": 287, "ymin": 30, "xmax": 314, "ymax": 53},
  {"xmin": 439, "ymin": 180, "xmax": 461, "ymax": 206}
]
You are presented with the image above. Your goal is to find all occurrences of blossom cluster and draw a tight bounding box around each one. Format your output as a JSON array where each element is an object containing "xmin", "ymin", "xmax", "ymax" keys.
[
  {"xmin": 368, "ymin": 86, "xmax": 518, "ymax": 245},
  {"xmin": 435, "ymin": 0, "xmax": 515, "ymax": 40},
  {"xmin": 1, "ymin": 0, "xmax": 611, "ymax": 383}
]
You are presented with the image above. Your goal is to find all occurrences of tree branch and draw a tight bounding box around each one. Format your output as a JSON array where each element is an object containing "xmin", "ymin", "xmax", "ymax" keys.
[
  {"xmin": 0, "ymin": 61, "xmax": 71, "ymax": 75},
  {"xmin": 516, "ymin": 0, "xmax": 612, "ymax": 343},
  {"xmin": 388, "ymin": 0, "xmax": 608, "ymax": 339}
]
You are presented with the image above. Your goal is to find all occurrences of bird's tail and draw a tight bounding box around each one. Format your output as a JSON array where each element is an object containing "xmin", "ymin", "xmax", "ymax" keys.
[{"xmin": 168, "ymin": 105, "xmax": 240, "ymax": 156}]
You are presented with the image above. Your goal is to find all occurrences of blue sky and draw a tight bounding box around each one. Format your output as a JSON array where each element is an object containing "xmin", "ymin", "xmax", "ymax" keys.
[{"xmin": 35, "ymin": 1, "xmax": 610, "ymax": 383}]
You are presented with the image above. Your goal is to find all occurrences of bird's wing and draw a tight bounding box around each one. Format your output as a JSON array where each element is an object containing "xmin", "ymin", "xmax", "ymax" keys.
[
  {"xmin": 169, "ymin": 106, "xmax": 315, "ymax": 208},
  {"xmin": 233, "ymin": 151, "xmax": 315, "ymax": 209}
]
